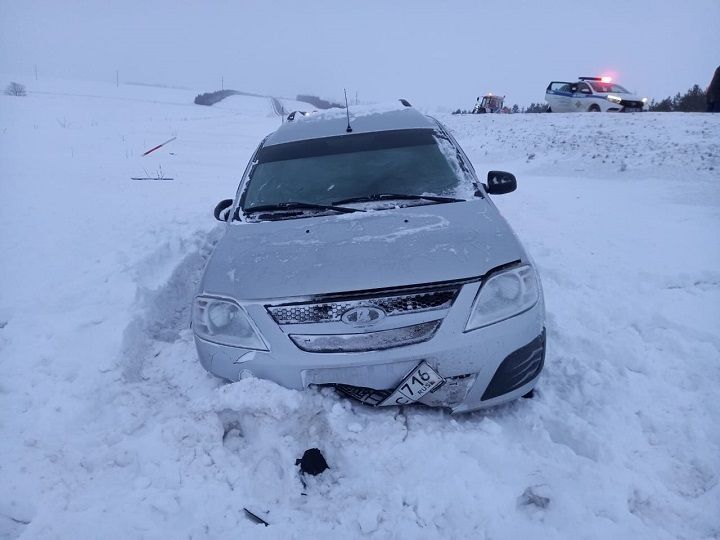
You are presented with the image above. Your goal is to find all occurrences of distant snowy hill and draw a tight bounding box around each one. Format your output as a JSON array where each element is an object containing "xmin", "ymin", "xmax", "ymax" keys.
[
  {"xmin": 209, "ymin": 93, "xmax": 317, "ymax": 117},
  {"xmin": 0, "ymin": 78, "xmax": 718, "ymax": 539}
]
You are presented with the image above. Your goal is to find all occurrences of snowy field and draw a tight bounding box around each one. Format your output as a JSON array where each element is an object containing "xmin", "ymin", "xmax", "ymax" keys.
[{"xmin": 1, "ymin": 79, "xmax": 719, "ymax": 539}]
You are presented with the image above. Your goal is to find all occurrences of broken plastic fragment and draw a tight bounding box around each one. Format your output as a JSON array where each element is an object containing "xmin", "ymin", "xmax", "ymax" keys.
[{"xmin": 295, "ymin": 448, "xmax": 329, "ymax": 476}]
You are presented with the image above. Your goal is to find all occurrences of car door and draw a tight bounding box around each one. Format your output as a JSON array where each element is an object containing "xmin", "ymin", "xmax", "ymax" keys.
[
  {"xmin": 546, "ymin": 81, "xmax": 573, "ymax": 112},
  {"xmin": 571, "ymin": 81, "xmax": 593, "ymax": 112}
]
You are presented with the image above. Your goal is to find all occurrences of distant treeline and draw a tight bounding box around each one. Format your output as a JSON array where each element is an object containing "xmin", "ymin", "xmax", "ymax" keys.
[
  {"xmin": 194, "ymin": 90, "xmax": 343, "ymax": 109},
  {"xmin": 522, "ymin": 103, "xmax": 547, "ymax": 113},
  {"xmin": 647, "ymin": 85, "xmax": 706, "ymax": 112},
  {"xmin": 194, "ymin": 89, "xmax": 267, "ymax": 106},
  {"xmin": 194, "ymin": 90, "xmax": 242, "ymax": 106},
  {"xmin": 296, "ymin": 94, "xmax": 343, "ymax": 109}
]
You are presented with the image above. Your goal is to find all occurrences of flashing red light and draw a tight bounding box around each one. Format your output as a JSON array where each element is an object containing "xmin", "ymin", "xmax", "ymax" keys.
[{"xmin": 601, "ymin": 76, "xmax": 612, "ymax": 83}]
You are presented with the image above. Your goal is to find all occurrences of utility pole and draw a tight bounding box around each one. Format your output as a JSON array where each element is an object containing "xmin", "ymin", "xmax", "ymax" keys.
[
  {"xmin": 221, "ymin": 76, "xmax": 224, "ymax": 90},
  {"xmin": 34, "ymin": 64, "xmax": 38, "ymax": 81},
  {"xmin": 116, "ymin": 70, "xmax": 119, "ymax": 87},
  {"xmin": 355, "ymin": 91, "xmax": 358, "ymax": 105}
]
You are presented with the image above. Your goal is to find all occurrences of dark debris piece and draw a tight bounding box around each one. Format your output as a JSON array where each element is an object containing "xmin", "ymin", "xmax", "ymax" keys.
[
  {"xmin": 243, "ymin": 508, "xmax": 269, "ymax": 527},
  {"xmin": 519, "ymin": 486, "xmax": 550, "ymax": 509},
  {"xmin": 295, "ymin": 448, "xmax": 329, "ymax": 476}
]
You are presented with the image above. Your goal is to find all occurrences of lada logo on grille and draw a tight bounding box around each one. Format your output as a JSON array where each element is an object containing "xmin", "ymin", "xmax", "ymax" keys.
[{"xmin": 341, "ymin": 306, "xmax": 386, "ymax": 327}]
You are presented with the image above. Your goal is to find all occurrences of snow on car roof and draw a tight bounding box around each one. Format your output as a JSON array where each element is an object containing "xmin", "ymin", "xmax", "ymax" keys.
[{"xmin": 264, "ymin": 105, "xmax": 437, "ymax": 147}]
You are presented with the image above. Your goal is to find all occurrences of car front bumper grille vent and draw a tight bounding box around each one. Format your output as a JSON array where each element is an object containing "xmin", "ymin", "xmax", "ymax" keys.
[
  {"xmin": 289, "ymin": 320, "xmax": 442, "ymax": 353},
  {"xmin": 267, "ymin": 287, "xmax": 459, "ymax": 325},
  {"xmin": 481, "ymin": 330, "xmax": 546, "ymax": 400},
  {"xmin": 620, "ymin": 100, "xmax": 644, "ymax": 108}
]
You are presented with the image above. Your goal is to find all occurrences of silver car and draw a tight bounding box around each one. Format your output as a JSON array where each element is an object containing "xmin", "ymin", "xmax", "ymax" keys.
[{"xmin": 193, "ymin": 105, "xmax": 545, "ymax": 413}]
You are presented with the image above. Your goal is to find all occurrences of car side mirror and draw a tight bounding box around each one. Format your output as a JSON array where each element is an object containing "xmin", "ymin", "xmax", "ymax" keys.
[
  {"xmin": 485, "ymin": 171, "xmax": 517, "ymax": 195},
  {"xmin": 214, "ymin": 199, "xmax": 234, "ymax": 221}
]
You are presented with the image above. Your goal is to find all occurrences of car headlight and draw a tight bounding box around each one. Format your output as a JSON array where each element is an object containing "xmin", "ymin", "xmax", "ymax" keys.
[
  {"xmin": 607, "ymin": 95, "xmax": 622, "ymax": 103},
  {"xmin": 193, "ymin": 296, "xmax": 268, "ymax": 350},
  {"xmin": 465, "ymin": 265, "xmax": 539, "ymax": 331}
]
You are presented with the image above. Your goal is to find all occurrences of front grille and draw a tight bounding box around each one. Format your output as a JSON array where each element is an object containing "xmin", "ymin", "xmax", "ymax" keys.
[
  {"xmin": 289, "ymin": 320, "xmax": 442, "ymax": 353},
  {"xmin": 620, "ymin": 99, "xmax": 644, "ymax": 109},
  {"xmin": 267, "ymin": 287, "xmax": 459, "ymax": 325}
]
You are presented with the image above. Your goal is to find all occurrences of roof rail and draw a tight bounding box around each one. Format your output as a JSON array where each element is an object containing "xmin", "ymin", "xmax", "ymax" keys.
[{"xmin": 399, "ymin": 98, "xmax": 412, "ymax": 107}]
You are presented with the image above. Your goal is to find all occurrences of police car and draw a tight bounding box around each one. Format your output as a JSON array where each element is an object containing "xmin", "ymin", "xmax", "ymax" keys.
[{"xmin": 545, "ymin": 76, "xmax": 647, "ymax": 112}]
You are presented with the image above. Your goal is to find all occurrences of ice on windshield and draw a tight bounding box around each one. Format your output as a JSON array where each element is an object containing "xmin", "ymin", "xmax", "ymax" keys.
[
  {"xmin": 242, "ymin": 129, "xmax": 475, "ymax": 211},
  {"xmin": 433, "ymin": 133, "xmax": 476, "ymax": 199}
]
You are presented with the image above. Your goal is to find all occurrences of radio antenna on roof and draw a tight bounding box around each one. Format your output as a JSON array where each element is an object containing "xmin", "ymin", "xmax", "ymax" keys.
[{"xmin": 344, "ymin": 89, "xmax": 353, "ymax": 133}]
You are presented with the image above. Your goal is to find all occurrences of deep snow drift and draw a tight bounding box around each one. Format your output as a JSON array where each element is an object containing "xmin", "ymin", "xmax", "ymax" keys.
[{"xmin": 1, "ymin": 79, "xmax": 718, "ymax": 539}]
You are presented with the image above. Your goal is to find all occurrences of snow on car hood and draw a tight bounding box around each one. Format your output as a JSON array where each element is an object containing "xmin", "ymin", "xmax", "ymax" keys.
[{"xmin": 200, "ymin": 199, "xmax": 526, "ymax": 300}]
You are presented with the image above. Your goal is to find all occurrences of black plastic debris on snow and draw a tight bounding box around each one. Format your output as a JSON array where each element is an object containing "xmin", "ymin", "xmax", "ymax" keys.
[
  {"xmin": 518, "ymin": 486, "xmax": 551, "ymax": 509},
  {"xmin": 243, "ymin": 508, "xmax": 269, "ymax": 527},
  {"xmin": 296, "ymin": 448, "xmax": 329, "ymax": 476},
  {"xmin": 241, "ymin": 448, "xmax": 330, "ymax": 525}
]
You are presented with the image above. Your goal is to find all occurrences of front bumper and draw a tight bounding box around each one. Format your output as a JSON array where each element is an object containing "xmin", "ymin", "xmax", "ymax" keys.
[
  {"xmin": 619, "ymin": 98, "xmax": 645, "ymax": 111},
  {"xmin": 194, "ymin": 280, "xmax": 545, "ymax": 413},
  {"xmin": 604, "ymin": 98, "xmax": 645, "ymax": 112}
]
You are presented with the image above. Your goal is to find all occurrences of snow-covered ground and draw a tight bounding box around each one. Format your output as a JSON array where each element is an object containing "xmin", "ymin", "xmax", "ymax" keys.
[{"xmin": 1, "ymin": 79, "xmax": 718, "ymax": 539}]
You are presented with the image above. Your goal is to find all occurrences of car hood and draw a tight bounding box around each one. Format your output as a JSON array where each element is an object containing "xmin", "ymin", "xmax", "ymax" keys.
[{"xmin": 200, "ymin": 200, "xmax": 527, "ymax": 300}]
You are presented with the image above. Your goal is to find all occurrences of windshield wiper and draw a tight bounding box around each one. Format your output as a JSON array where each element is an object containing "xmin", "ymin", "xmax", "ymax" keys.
[
  {"xmin": 332, "ymin": 193, "xmax": 464, "ymax": 205},
  {"xmin": 243, "ymin": 201, "xmax": 363, "ymax": 215}
]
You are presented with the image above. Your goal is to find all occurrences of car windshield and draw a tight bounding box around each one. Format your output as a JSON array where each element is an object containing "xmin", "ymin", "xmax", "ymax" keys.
[
  {"xmin": 589, "ymin": 82, "xmax": 630, "ymax": 94},
  {"xmin": 241, "ymin": 129, "xmax": 472, "ymax": 212}
]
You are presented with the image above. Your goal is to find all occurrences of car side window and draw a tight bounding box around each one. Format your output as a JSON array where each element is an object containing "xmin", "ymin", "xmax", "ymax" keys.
[
  {"xmin": 550, "ymin": 82, "xmax": 572, "ymax": 93},
  {"xmin": 576, "ymin": 82, "xmax": 592, "ymax": 94}
]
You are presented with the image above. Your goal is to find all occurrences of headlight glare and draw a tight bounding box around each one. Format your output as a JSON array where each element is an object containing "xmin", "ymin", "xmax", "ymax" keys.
[
  {"xmin": 607, "ymin": 94, "xmax": 622, "ymax": 103},
  {"xmin": 465, "ymin": 265, "xmax": 539, "ymax": 331},
  {"xmin": 193, "ymin": 297, "xmax": 267, "ymax": 349}
]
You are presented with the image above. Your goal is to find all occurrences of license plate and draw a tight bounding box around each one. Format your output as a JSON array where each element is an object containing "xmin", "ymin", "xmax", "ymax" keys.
[
  {"xmin": 379, "ymin": 361, "xmax": 444, "ymax": 406},
  {"xmin": 624, "ymin": 107, "xmax": 641, "ymax": 113}
]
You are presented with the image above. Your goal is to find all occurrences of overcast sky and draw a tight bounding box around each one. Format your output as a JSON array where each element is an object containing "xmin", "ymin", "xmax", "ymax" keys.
[{"xmin": 1, "ymin": 0, "xmax": 718, "ymax": 108}]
